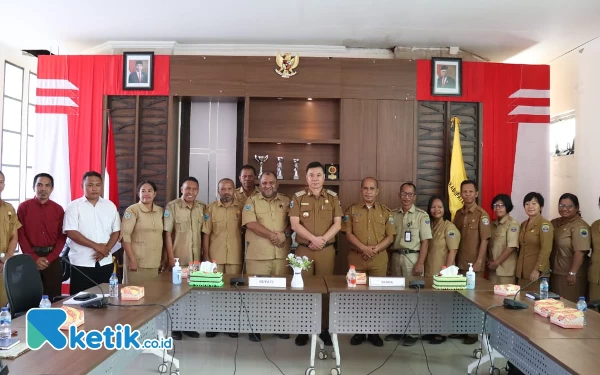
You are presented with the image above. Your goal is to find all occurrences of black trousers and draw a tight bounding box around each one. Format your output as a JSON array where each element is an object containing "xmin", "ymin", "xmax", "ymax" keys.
[
  {"xmin": 69, "ymin": 262, "xmax": 113, "ymax": 295},
  {"xmin": 40, "ymin": 258, "xmax": 63, "ymax": 301}
]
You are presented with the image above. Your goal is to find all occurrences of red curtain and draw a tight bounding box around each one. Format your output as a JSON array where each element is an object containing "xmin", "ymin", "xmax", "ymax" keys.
[
  {"xmin": 36, "ymin": 55, "xmax": 170, "ymax": 200},
  {"xmin": 416, "ymin": 60, "xmax": 549, "ymax": 211}
]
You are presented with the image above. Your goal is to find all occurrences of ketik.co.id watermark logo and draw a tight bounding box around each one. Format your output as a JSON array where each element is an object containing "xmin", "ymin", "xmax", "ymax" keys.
[{"xmin": 26, "ymin": 308, "xmax": 172, "ymax": 350}]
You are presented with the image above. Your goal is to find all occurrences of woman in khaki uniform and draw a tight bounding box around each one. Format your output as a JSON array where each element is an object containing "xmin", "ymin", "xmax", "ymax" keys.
[
  {"xmin": 550, "ymin": 193, "xmax": 591, "ymax": 302},
  {"xmin": 589, "ymin": 196, "xmax": 600, "ymax": 301},
  {"xmin": 424, "ymin": 196, "xmax": 460, "ymax": 277},
  {"xmin": 424, "ymin": 196, "xmax": 459, "ymax": 344},
  {"xmin": 487, "ymin": 194, "xmax": 519, "ymax": 285},
  {"xmin": 121, "ymin": 180, "xmax": 164, "ymax": 285},
  {"xmin": 516, "ymin": 192, "xmax": 554, "ymax": 290}
]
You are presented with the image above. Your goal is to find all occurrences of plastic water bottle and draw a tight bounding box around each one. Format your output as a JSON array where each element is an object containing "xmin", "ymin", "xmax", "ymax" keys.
[
  {"xmin": 0, "ymin": 307, "xmax": 11, "ymax": 340},
  {"xmin": 540, "ymin": 278, "xmax": 549, "ymax": 300},
  {"xmin": 109, "ymin": 273, "xmax": 119, "ymax": 298},
  {"xmin": 172, "ymin": 258, "xmax": 182, "ymax": 284},
  {"xmin": 39, "ymin": 295, "xmax": 51, "ymax": 308},
  {"xmin": 347, "ymin": 265, "xmax": 357, "ymax": 288},
  {"xmin": 466, "ymin": 263, "xmax": 476, "ymax": 290},
  {"xmin": 577, "ymin": 297, "xmax": 587, "ymax": 326},
  {"xmin": 212, "ymin": 259, "xmax": 218, "ymax": 273}
]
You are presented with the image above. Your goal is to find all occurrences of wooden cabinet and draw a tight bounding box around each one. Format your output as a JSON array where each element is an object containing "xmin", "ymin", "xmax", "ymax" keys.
[{"xmin": 243, "ymin": 98, "xmax": 341, "ymax": 197}]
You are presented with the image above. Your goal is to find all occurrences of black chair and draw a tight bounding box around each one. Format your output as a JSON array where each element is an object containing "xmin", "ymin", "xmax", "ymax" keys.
[
  {"xmin": 3, "ymin": 254, "xmax": 66, "ymax": 319},
  {"xmin": 588, "ymin": 300, "xmax": 600, "ymax": 312}
]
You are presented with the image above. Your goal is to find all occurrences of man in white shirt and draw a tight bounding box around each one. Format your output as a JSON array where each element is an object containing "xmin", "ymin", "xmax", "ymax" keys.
[{"xmin": 64, "ymin": 171, "xmax": 121, "ymax": 295}]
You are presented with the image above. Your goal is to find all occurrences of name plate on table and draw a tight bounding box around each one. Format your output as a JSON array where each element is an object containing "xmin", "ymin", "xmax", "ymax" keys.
[
  {"xmin": 369, "ymin": 277, "xmax": 405, "ymax": 287},
  {"xmin": 248, "ymin": 277, "xmax": 287, "ymax": 288}
]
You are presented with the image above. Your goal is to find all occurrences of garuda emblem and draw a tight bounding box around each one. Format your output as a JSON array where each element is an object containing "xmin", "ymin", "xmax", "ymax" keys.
[{"xmin": 275, "ymin": 52, "xmax": 299, "ymax": 78}]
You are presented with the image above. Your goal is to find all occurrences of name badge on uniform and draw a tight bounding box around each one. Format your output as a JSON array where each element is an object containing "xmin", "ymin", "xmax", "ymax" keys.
[
  {"xmin": 301, "ymin": 202, "xmax": 310, "ymax": 206},
  {"xmin": 404, "ymin": 231, "xmax": 412, "ymax": 242}
]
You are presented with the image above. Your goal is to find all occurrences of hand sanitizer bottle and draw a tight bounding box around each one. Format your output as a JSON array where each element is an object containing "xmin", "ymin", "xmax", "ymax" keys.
[
  {"xmin": 172, "ymin": 258, "xmax": 182, "ymax": 285},
  {"xmin": 466, "ymin": 263, "xmax": 476, "ymax": 290}
]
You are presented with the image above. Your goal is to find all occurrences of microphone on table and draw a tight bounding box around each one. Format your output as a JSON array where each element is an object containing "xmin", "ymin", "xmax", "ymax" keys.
[
  {"xmin": 62, "ymin": 257, "xmax": 109, "ymax": 309},
  {"xmin": 230, "ymin": 241, "xmax": 249, "ymax": 285},
  {"xmin": 503, "ymin": 269, "xmax": 552, "ymax": 310}
]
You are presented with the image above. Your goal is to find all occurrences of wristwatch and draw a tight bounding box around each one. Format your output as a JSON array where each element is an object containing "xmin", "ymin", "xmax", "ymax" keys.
[{"xmin": 568, "ymin": 271, "xmax": 576, "ymax": 276}]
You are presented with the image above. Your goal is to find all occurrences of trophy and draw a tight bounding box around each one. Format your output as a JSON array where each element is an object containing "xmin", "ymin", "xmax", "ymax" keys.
[
  {"xmin": 254, "ymin": 155, "xmax": 268, "ymax": 179},
  {"xmin": 276, "ymin": 157, "xmax": 284, "ymax": 180},
  {"xmin": 293, "ymin": 158, "xmax": 300, "ymax": 180}
]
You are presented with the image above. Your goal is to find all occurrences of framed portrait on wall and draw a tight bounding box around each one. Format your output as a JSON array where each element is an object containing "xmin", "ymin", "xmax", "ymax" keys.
[
  {"xmin": 123, "ymin": 52, "xmax": 154, "ymax": 90},
  {"xmin": 431, "ymin": 57, "xmax": 462, "ymax": 96}
]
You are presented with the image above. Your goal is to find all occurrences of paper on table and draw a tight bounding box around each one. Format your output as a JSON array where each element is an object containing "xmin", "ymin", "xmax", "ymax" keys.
[
  {"xmin": 63, "ymin": 292, "xmax": 110, "ymax": 305},
  {"xmin": 439, "ymin": 265, "xmax": 460, "ymax": 276}
]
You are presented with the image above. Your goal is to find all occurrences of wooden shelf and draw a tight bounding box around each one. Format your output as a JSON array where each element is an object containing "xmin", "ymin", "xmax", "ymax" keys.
[
  {"xmin": 248, "ymin": 137, "xmax": 340, "ymax": 145},
  {"xmin": 255, "ymin": 179, "xmax": 340, "ymax": 186}
]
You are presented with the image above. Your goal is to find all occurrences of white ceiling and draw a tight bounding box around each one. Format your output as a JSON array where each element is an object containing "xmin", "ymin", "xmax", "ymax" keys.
[{"xmin": 1, "ymin": 0, "xmax": 599, "ymax": 63}]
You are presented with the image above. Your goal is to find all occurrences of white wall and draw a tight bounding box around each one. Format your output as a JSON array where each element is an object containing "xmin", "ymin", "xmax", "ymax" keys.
[
  {"xmin": 548, "ymin": 155, "xmax": 577, "ymax": 219},
  {"xmin": 550, "ymin": 38, "xmax": 600, "ymax": 223},
  {"xmin": 188, "ymin": 100, "xmax": 238, "ymax": 205}
]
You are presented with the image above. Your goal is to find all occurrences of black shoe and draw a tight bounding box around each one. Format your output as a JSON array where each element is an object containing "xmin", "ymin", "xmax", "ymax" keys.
[
  {"xmin": 275, "ymin": 334, "xmax": 290, "ymax": 339},
  {"xmin": 319, "ymin": 330, "xmax": 333, "ymax": 346},
  {"xmin": 421, "ymin": 334, "xmax": 436, "ymax": 340},
  {"xmin": 183, "ymin": 331, "xmax": 200, "ymax": 338},
  {"xmin": 249, "ymin": 333, "xmax": 261, "ymax": 342},
  {"xmin": 229, "ymin": 333, "xmax": 239, "ymax": 338},
  {"xmin": 463, "ymin": 335, "xmax": 479, "ymax": 345},
  {"xmin": 205, "ymin": 331, "xmax": 218, "ymax": 338},
  {"xmin": 172, "ymin": 331, "xmax": 182, "ymax": 341},
  {"xmin": 402, "ymin": 336, "xmax": 419, "ymax": 346},
  {"xmin": 384, "ymin": 334, "xmax": 403, "ymax": 341},
  {"xmin": 295, "ymin": 334, "xmax": 309, "ymax": 346},
  {"xmin": 350, "ymin": 334, "xmax": 366, "ymax": 346},
  {"xmin": 367, "ymin": 334, "xmax": 384, "ymax": 347}
]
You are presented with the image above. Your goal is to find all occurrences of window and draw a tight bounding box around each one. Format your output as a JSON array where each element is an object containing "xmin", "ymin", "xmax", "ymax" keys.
[
  {"xmin": 1, "ymin": 62, "xmax": 24, "ymax": 207},
  {"xmin": 550, "ymin": 111, "xmax": 575, "ymax": 156}
]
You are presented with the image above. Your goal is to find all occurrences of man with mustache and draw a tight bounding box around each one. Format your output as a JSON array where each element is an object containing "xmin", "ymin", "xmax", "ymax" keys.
[{"xmin": 17, "ymin": 173, "xmax": 67, "ymax": 301}]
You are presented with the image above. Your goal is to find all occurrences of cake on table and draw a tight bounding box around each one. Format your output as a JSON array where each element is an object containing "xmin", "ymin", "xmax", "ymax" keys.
[
  {"xmin": 550, "ymin": 308, "xmax": 584, "ymax": 329},
  {"xmin": 494, "ymin": 284, "xmax": 520, "ymax": 296},
  {"xmin": 534, "ymin": 299, "xmax": 565, "ymax": 317},
  {"xmin": 188, "ymin": 271, "xmax": 224, "ymax": 287},
  {"xmin": 432, "ymin": 265, "xmax": 467, "ymax": 290}
]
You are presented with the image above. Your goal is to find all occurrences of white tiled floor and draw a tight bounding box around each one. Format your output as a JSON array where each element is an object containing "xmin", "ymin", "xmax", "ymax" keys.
[{"xmin": 125, "ymin": 334, "xmax": 507, "ymax": 375}]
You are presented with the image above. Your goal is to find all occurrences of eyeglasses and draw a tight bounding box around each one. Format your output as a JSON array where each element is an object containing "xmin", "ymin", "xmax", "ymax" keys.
[
  {"xmin": 558, "ymin": 204, "xmax": 574, "ymax": 209},
  {"xmin": 492, "ymin": 203, "xmax": 505, "ymax": 209},
  {"xmin": 400, "ymin": 192, "xmax": 415, "ymax": 197}
]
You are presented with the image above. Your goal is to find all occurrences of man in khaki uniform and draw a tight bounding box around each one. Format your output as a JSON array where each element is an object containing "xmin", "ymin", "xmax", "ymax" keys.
[
  {"xmin": 385, "ymin": 182, "xmax": 431, "ymax": 345},
  {"xmin": 452, "ymin": 179, "xmax": 491, "ymax": 345},
  {"xmin": 242, "ymin": 171, "xmax": 292, "ymax": 342},
  {"xmin": 342, "ymin": 177, "xmax": 395, "ymax": 347},
  {"xmin": 203, "ymin": 178, "xmax": 243, "ymax": 272},
  {"xmin": 234, "ymin": 164, "xmax": 260, "ymax": 206},
  {"xmin": 289, "ymin": 161, "xmax": 342, "ymax": 347},
  {"xmin": 0, "ymin": 171, "xmax": 21, "ymax": 307},
  {"xmin": 164, "ymin": 176, "xmax": 205, "ymax": 340},
  {"xmin": 487, "ymin": 195, "xmax": 520, "ymax": 285},
  {"xmin": 243, "ymin": 172, "xmax": 291, "ymax": 276},
  {"xmin": 389, "ymin": 183, "xmax": 432, "ymax": 277}
]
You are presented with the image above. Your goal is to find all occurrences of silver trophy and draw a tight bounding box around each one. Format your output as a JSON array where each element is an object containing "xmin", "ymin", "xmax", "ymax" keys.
[
  {"xmin": 293, "ymin": 158, "xmax": 300, "ymax": 180},
  {"xmin": 276, "ymin": 157, "xmax": 284, "ymax": 180},
  {"xmin": 254, "ymin": 155, "xmax": 268, "ymax": 179}
]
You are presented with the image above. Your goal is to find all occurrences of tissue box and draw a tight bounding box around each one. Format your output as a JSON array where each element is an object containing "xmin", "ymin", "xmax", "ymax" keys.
[
  {"xmin": 121, "ymin": 286, "xmax": 145, "ymax": 301},
  {"xmin": 59, "ymin": 306, "xmax": 85, "ymax": 330},
  {"xmin": 494, "ymin": 284, "xmax": 521, "ymax": 296},
  {"xmin": 356, "ymin": 273, "xmax": 367, "ymax": 285},
  {"xmin": 550, "ymin": 308, "xmax": 585, "ymax": 328},
  {"xmin": 534, "ymin": 299, "xmax": 565, "ymax": 317}
]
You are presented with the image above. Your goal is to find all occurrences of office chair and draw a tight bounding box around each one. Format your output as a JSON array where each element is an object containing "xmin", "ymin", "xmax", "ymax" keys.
[
  {"xmin": 3, "ymin": 254, "xmax": 66, "ymax": 319},
  {"xmin": 588, "ymin": 300, "xmax": 600, "ymax": 312}
]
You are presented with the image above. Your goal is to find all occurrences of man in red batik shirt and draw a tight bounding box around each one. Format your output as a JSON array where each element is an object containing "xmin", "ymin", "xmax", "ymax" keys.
[{"xmin": 17, "ymin": 173, "xmax": 67, "ymax": 300}]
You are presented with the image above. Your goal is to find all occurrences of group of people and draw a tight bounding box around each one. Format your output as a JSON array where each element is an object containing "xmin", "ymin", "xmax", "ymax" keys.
[{"xmin": 1, "ymin": 164, "xmax": 599, "ymax": 348}]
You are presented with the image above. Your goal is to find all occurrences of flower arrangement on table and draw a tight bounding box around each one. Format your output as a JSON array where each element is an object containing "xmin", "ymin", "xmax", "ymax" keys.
[{"xmin": 287, "ymin": 253, "xmax": 313, "ymax": 271}]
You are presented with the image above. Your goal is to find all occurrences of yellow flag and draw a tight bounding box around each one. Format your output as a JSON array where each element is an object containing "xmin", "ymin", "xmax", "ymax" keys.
[{"xmin": 448, "ymin": 117, "xmax": 467, "ymax": 220}]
